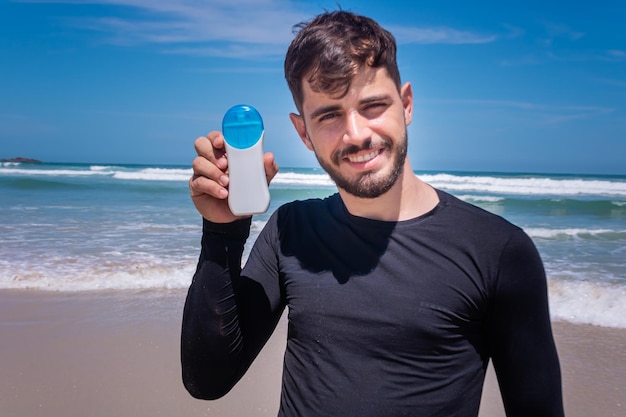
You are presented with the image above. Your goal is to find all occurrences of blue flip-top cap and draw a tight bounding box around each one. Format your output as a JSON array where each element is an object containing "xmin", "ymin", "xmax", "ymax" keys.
[{"xmin": 222, "ymin": 105, "xmax": 264, "ymax": 149}]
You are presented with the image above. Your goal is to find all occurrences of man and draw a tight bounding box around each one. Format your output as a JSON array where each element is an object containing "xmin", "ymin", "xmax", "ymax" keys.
[{"xmin": 182, "ymin": 10, "xmax": 564, "ymax": 417}]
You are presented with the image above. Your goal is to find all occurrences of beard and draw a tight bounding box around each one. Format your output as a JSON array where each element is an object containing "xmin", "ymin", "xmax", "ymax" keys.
[{"xmin": 314, "ymin": 131, "xmax": 408, "ymax": 199}]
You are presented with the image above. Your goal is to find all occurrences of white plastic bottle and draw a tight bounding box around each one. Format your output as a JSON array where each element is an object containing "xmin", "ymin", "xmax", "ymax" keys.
[{"xmin": 222, "ymin": 104, "xmax": 271, "ymax": 216}]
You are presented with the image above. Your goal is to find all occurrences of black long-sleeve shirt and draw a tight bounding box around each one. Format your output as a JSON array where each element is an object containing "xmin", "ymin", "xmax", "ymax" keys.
[{"xmin": 181, "ymin": 189, "xmax": 564, "ymax": 417}]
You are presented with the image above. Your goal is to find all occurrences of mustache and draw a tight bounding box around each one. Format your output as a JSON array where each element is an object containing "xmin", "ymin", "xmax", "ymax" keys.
[{"xmin": 332, "ymin": 138, "xmax": 392, "ymax": 164}]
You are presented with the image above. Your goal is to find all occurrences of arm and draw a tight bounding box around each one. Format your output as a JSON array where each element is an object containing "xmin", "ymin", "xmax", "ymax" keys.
[
  {"xmin": 181, "ymin": 218, "xmax": 283, "ymax": 399},
  {"xmin": 488, "ymin": 230, "xmax": 564, "ymax": 417},
  {"xmin": 182, "ymin": 131, "xmax": 281, "ymax": 399}
]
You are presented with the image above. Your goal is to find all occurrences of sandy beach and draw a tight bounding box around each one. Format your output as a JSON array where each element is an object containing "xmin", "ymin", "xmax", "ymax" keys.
[{"xmin": 1, "ymin": 289, "xmax": 624, "ymax": 417}]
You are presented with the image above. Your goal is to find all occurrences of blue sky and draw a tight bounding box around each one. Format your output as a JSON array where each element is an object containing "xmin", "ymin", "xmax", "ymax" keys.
[{"xmin": 1, "ymin": 0, "xmax": 625, "ymax": 174}]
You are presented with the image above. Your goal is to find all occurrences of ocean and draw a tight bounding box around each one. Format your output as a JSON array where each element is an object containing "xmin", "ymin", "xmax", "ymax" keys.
[{"xmin": 1, "ymin": 162, "xmax": 625, "ymax": 329}]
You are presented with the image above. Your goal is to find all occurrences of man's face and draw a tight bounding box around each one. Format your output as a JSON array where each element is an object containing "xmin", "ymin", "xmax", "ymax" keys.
[{"xmin": 290, "ymin": 67, "xmax": 413, "ymax": 199}]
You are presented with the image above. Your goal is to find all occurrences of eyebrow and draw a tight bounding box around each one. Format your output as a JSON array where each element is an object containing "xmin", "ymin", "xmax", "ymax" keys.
[
  {"xmin": 308, "ymin": 94, "xmax": 393, "ymax": 120},
  {"xmin": 361, "ymin": 94, "xmax": 393, "ymax": 105}
]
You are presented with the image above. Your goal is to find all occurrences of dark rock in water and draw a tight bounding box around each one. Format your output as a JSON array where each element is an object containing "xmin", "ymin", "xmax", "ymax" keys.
[{"xmin": 0, "ymin": 157, "xmax": 42, "ymax": 163}]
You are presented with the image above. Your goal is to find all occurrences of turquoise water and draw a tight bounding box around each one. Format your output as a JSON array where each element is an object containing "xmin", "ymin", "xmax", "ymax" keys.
[{"xmin": 1, "ymin": 162, "xmax": 625, "ymax": 328}]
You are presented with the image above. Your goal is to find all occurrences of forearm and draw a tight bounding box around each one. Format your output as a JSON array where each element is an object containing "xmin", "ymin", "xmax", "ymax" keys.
[
  {"xmin": 181, "ymin": 218, "xmax": 252, "ymax": 400},
  {"xmin": 493, "ymin": 321, "xmax": 563, "ymax": 417}
]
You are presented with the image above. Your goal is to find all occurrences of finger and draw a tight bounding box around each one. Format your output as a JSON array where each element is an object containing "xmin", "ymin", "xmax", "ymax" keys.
[
  {"xmin": 207, "ymin": 131, "xmax": 225, "ymax": 149},
  {"xmin": 194, "ymin": 133, "xmax": 228, "ymax": 170},
  {"xmin": 192, "ymin": 156, "xmax": 229, "ymax": 186},
  {"xmin": 189, "ymin": 173, "xmax": 228, "ymax": 200},
  {"xmin": 263, "ymin": 152, "xmax": 279, "ymax": 183}
]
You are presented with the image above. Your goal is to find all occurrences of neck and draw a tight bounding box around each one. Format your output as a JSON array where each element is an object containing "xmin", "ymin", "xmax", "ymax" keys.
[{"xmin": 338, "ymin": 160, "xmax": 439, "ymax": 221}]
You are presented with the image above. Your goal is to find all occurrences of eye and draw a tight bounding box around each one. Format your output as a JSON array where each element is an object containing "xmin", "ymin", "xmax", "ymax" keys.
[
  {"xmin": 362, "ymin": 101, "xmax": 388, "ymax": 117},
  {"xmin": 318, "ymin": 112, "xmax": 338, "ymax": 122}
]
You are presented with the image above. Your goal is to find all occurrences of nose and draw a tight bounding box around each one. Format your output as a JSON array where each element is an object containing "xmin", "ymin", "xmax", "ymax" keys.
[{"xmin": 342, "ymin": 110, "xmax": 372, "ymax": 145}]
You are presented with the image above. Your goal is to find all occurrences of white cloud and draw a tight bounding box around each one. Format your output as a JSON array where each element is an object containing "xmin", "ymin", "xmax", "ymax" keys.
[
  {"xmin": 594, "ymin": 77, "xmax": 626, "ymax": 88},
  {"xmin": 421, "ymin": 98, "xmax": 614, "ymax": 125},
  {"xmin": 388, "ymin": 25, "xmax": 497, "ymax": 45},
  {"xmin": 607, "ymin": 50, "xmax": 626, "ymax": 59},
  {"xmin": 162, "ymin": 44, "xmax": 286, "ymax": 59},
  {"xmin": 18, "ymin": 1, "xmax": 501, "ymax": 56},
  {"xmin": 542, "ymin": 21, "xmax": 585, "ymax": 41},
  {"xmin": 501, "ymin": 23, "xmax": 525, "ymax": 39},
  {"xmin": 22, "ymin": 0, "xmax": 309, "ymax": 50}
]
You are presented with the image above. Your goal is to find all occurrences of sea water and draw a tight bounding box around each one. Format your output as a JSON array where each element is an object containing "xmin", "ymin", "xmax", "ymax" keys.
[{"xmin": 1, "ymin": 162, "xmax": 625, "ymax": 328}]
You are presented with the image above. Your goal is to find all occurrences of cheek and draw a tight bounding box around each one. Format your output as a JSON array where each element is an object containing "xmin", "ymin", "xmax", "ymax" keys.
[
  {"xmin": 308, "ymin": 126, "xmax": 343, "ymax": 152},
  {"xmin": 309, "ymin": 139, "xmax": 332, "ymax": 158},
  {"xmin": 369, "ymin": 116, "xmax": 401, "ymax": 135},
  {"xmin": 312, "ymin": 121, "xmax": 344, "ymax": 139}
]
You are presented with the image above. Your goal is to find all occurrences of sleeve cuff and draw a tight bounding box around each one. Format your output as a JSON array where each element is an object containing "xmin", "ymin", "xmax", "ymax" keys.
[{"xmin": 202, "ymin": 217, "xmax": 252, "ymax": 241}]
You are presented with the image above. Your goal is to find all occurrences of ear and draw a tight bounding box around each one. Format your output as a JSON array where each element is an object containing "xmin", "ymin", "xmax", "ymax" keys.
[
  {"xmin": 289, "ymin": 113, "xmax": 314, "ymax": 151},
  {"xmin": 400, "ymin": 82, "xmax": 413, "ymax": 126}
]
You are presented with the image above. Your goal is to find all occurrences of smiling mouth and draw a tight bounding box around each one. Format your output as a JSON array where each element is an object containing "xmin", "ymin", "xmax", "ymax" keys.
[{"xmin": 347, "ymin": 150, "xmax": 380, "ymax": 163}]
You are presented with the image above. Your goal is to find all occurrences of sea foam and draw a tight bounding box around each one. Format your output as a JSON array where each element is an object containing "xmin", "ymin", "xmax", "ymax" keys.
[
  {"xmin": 112, "ymin": 168, "xmax": 192, "ymax": 181},
  {"xmin": 4, "ymin": 165, "xmax": 625, "ymax": 197},
  {"xmin": 526, "ymin": 228, "xmax": 626, "ymax": 240},
  {"xmin": 549, "ymin": 279, "xmax": 626, "ymax": 328},
  {"xmin": 3, "ymin": 261, "xmax": 624, "ymax": 328},
  {"xmin": 421, "ymin": 173, "xmax": 626, "ymax": 197}
]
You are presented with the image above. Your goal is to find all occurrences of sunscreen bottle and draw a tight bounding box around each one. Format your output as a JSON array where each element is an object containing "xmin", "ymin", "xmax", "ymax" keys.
[{"xmin": 222, "ymin": 104, "xmax": 271, "ymax": 216}]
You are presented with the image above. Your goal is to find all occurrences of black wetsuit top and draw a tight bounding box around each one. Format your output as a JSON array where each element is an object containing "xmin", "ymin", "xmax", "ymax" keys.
[{"xmin": 181, "ymin": 189, "xmax": 564, "ymax": 417}]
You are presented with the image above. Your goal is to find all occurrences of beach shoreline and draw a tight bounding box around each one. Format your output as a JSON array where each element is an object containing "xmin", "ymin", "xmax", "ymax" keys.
[{"xmin": 1, "ymin": 289, "xmax": 624, "ymax": 417}]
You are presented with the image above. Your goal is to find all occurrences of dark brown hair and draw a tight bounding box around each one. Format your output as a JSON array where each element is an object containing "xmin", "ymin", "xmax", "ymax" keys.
[{"xmin": 284, "ymin": 10, "xmax": 401, "ymax": 113}]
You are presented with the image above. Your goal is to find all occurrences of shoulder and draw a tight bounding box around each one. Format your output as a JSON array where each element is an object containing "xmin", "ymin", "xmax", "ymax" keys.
[
  {"xmin": 435, "ymin": 188, "xmax": 521, "ymax": 234},
  {"xmin": 256, "ymin": 193, "xmax": 341, "ymax": 242},
  {"xmin": 431, "ymin": 189, "xmax": 543, "ymax": 294},
  {"xmin": 431, "ymin": 189, "xmax": 537, "ymax": 263},
  {"xmin": 273, "ymin": 193, "xmax": 342, "ymax": 225}
]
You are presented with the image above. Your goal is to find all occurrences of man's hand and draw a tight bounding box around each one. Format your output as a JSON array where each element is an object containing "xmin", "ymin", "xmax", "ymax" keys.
[{"xmin": 189, "ymin": 131, "xmax": 278, "ymax": 223}]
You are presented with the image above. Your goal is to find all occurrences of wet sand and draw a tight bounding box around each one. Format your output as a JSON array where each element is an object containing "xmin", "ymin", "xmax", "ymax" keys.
[{"xmin": 0, "ymin": 290, "xmax": 624, "ymax": 416}]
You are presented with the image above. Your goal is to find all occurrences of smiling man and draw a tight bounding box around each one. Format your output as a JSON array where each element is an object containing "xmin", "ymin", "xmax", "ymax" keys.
[{"xmin": 182, "ymin": 10, "xmax": 564, "ymax": 417}]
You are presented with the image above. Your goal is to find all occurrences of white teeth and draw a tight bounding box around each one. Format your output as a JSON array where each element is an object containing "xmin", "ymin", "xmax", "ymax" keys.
[{"xmin": 348, "ymin": 150, "xmax": 379, "ymax": 163}]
